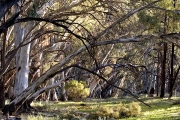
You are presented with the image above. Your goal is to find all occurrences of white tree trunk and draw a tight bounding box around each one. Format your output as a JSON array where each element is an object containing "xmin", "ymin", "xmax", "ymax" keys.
[
  {"xmin": 14, "ymin": 23, "xmax": 32, "ymax": 97},
  {"xmin": 13, "ymin": 4, "xmax": 33, "ymax": 97},
  {"xmin": 47, "ymin": 78, "xmax": 58, "ymax": 101},
  {"xmin": 28, "ymin": 78, "xmax": 64, "ymax": 102},
  {"xmin": 9, "ymin": 0, "xmax": 159, "ymax": 103},
  {"xmin": 10, "ymin": 35, "xmax": 153, "ymax": 104}
]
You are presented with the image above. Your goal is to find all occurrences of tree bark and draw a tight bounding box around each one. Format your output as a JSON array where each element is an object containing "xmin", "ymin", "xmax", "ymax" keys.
[
  {"xmin": 156, "ymin": 52, "xmax": 161, "ymax": 96},
  {"xmin": 0, "ymin": 80, "xmax": 5, "ymax": 108},
  {"xmin": 13, "ymin": 4, "xmax": 33, "ymax": 97},
  {"xmin": 160, "ymin": 42, "xmax": 167, "ymax": 98},
  {"xmin": 6, "ymin": 36, "xmax": 153, "ymax": 114},
  {"xmin": 59, "ymin": 70, "xmax": 67, "ymax": 101},
  {"xmin": 0, "ymin": 14, "xmax": 7, "ymax": 108},
  {"xmin": 101, "ymin": 75, "xmax": 123, "ymax": 98},
  {"xmin": 168, "ymin": 43, "xmax": 174, "ymax": 99},
  {"xmin": 0, "ymin": 0, "xmax": 20, "ymax": 20},
  {"xmin": 47, "ymin": 78, "xmax": 58, "ymax": 101},
  {"xmin": 27, "ymin": 78, "xmax": 65, "ymax": 104}
]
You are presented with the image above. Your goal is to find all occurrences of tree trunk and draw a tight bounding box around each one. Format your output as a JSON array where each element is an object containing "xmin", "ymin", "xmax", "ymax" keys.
[
  {"xmin": 168, "ymin": 43, "xmax": 174, "ymax": 99},
  {"xmin": 47, "ymin": 78, "xmax": 58, "ymax": 101},
  {"xmin": 60, "ymin": 70, "xmax": 67, "ymax": 101},
  {"xmin": 0, "ymin": 14, "xmax": 7, "ymax": 108},
  {"xmin": 89, "ymin": 44, "xmax": 114, "ymax": 95},
  {"xmin": 60, "ymin": 82, "xmax": 68, "ymax": 101},
  {"xmin": 27, "ymin": 78, "xmax": 65, "ymax": 105},
  {"xmin": 101, "ymin": 75, "xmax": 123, "ymax": 98},
  {"xmin": 4, "ymin": 33, "xmax": 155, "ymax": 115},
  {"xmin": 14, "ymin": 22, "xmax": 32, "ymax": 97},
  {"xmin": 156, "ymin": 52, "xmax": 161, "ymax": 96},
  {"xmin": 13, "ymin": 3, "xmax": 33, "ymax": 97},
  {"xmin": 160, "ymin": 42, "xmax": 167, "ymax": 98},
  {"xmin": 0, "ymin": 80, "xmax": 5, "ymax": 108}
]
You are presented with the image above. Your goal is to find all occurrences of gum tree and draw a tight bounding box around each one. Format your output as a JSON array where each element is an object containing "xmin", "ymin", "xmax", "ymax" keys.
[{"xmin": 3, "ymin": 1, "xmax": 179, "ymax": 118}]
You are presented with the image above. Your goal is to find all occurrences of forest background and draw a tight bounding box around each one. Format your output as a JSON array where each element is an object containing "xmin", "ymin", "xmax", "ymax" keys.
[{"xmin": 0, "ymin": 0, "xmax": 180, "ymax": 119}]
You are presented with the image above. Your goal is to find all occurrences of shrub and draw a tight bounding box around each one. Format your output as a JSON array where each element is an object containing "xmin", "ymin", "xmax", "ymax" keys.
[
  {"xmin": 128, "ymin": 102, "xmax": 141, "ymax": 116},
  {"xmin": 111, "ymin": 111, "xmax": 119, "ymax": 119},
  {"xmin": 88, "ymin": 106, "xmax": 113, "ymax": 119},
  {"xmin": 88, "ymin": 102, "xmax": 141, "ymax": 119},
  {"xmin": 98, "ymin": 106, "xmax": 113, "ymax": 118},
  {"xmin": 117, "ymin": 105, "xmax": 130, "ymax": 117},
  {"xmin": 65, "ymin": 80, "xmax": 90, "ymax": 101}
]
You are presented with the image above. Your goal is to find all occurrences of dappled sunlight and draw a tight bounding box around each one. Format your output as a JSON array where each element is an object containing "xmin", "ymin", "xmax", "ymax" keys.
[
  {"xmin": 1, "ymin": 1, "xmax": 180, "ymax": 120},
  {"xmin": 140, "ymin": 98, "xmax": 180, "ymax": 119},
  {"xmin": 25, "ymin": 97, "xmax": 180, "ymax": 119},
  {"xmin": 31, "ymin": 101, "xmax": 44, "ymax": 107}
]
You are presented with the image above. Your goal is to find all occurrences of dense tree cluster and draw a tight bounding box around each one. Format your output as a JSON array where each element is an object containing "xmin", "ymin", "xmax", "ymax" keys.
[{"xmin": 0, "ymin": 0, "xmax": 180, "ymax": 118}]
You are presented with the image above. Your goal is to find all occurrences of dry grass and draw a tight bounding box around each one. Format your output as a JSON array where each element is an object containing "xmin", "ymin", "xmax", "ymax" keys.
[{"xmin": 1, "ymin": 96, "xmax": 180, "ymax": 119}]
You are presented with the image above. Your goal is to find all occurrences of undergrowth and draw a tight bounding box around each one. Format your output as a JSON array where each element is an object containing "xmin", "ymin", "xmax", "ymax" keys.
[{"xmin": 20, "ymin": 96, "xmax": 180, "ymax": 120}]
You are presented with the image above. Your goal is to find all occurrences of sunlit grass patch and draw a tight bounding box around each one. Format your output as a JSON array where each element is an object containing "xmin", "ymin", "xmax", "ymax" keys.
[
  {"xmin": 141, "ymin": 108, "xmax": 180, "ymax": 120},
  {"xmin": 21, "ymin": 113, "xmax": 59, "ymax": 120},
  {"xmin": 138, "ymin": 97, "xmax": 180, "ymax": 119},
  {"xmin": 27, "ymin": 97, "xmax": 180, "ymax": 119}
]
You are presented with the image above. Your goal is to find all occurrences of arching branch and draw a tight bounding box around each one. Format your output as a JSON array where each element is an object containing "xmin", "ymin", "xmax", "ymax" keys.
[{"xmin": 0, "ymin": 0, "xmax": 20, "ymax": 20}]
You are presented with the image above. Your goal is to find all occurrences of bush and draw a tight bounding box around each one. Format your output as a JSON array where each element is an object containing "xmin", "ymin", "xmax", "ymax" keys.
[
  {"xmin": 128, "ymin": 102, "xmax": 141, "ymax": 116},
  {"xmin": 88, "ymin": 106, "xmax": 113, "ymax": 119},
  {"xmin": 117, "ymin": 103, "xmax": 130, "ymax": 118},
  {"xmin": 88, "ymin": 102, "xmax": 141, "ymax": 119},
  {"xmin": 65, "ymin": 80, "xmax": 90, "ymax": 101}
]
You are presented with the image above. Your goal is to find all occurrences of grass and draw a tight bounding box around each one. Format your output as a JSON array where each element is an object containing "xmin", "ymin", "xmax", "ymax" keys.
[
  {"xmin": 136, "ymin": 97, "xmax": 180, "ymax": 120},
  {"xmin": 8, "ymin": 96, "xmax": 180, "ymax": 119}
]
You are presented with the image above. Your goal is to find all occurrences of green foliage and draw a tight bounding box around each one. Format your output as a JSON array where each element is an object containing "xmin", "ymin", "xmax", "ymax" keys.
[
  {"xmin": 137, "ymin": 0, "xmax": 180, "ymax": 33},
  {"xmin": 27, "ymin": 0, "xmax": 49, "ymax": 17},
  {"xmin": 137, "ymin": 11, "xmax": 159, "ymax": 29},
  {"xmin": 65, "ymin": 80, "xmax": 90, "ymax": 101}
]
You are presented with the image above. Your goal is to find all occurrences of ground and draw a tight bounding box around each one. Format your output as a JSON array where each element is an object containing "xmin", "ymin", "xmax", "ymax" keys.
[{"xmin": 1, "ymin": 95, "xmax": 180, "ymax": 119}]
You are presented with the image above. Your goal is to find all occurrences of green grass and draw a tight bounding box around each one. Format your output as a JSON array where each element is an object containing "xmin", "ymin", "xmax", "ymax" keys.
[
  {"xmin": 136, "ymin": 97, "xmax": 180, "ymax": 120},
  {"xmin": 21, "ymin": 96, "xmax": 180, "ymax": 120}
]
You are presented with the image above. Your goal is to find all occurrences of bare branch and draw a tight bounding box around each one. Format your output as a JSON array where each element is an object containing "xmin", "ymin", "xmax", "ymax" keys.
[
  {"xmin": 94, "ymin": 0, "xmax": 161, "ymax": 39},
  {"xmin": 0, "ymin": 0, "xmax": 20, "ymax": 20},
  {"xmin": 48, "ymin": 64, "xmax": 151, "ymax": 107}
]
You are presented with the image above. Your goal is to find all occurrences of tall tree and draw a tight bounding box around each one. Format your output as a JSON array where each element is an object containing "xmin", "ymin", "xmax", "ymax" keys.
[
  {"xmin": 168, "ymin": 43, "xmax": 174, "ymax": 99},
  {"xmin": 2, "ymin": 0, "xmax": 177, "ymax": 116},
  {"xmin": 160, "ymin": 42, "xmax": 167, "ymax": 98},
  {"xmin": 13, "ymin": 3, "xmax": 33, "ymax": 97}
]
